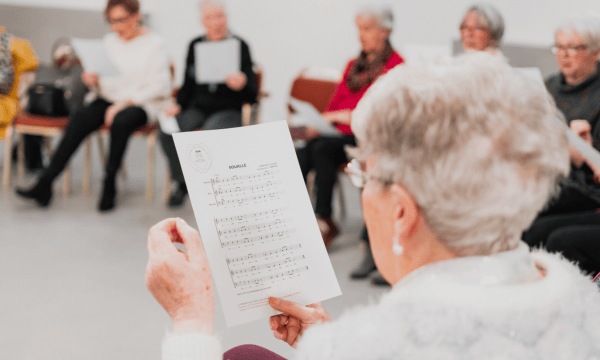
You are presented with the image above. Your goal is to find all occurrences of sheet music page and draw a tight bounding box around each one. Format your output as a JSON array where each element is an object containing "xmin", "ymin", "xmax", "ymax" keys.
[
  {"xmin": 172, "ymin": 121, "xmax": 341, "ymax": 327},
  {"xmin": 195, "ymin": 38, "xmax": 241, "ymax": 83},
  {"xmin": 71, "ymin": 38, "xmax": 121, "ymax": 77},
  {"xmin": 289, "ymin": 98, "xmax": 342, "ymax": 137}
]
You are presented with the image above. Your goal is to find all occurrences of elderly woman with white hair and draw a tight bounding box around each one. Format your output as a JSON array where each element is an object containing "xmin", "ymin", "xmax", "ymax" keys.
[
  {"xmin": 159, "ymin": 0, "xmax": 257, "ymax": 207},
  {"xmin": 523, "ymin": 13, "xmax": 600, "ymax": 276},
  {"xmin": 145, "ymin": 53, "xmax": 600, "ymax": 359},
  {"xmin": 296, "ymin": 5, "xmax": 403, "ymax": 248},
  {"xmin": 459, "ymin": 3, "xmax": 505, "ymax": 56}
]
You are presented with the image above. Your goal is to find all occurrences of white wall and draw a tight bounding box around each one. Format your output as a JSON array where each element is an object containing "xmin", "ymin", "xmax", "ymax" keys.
[{"xmin": 3, "ymin": 0, "xmax": 600, "ymax": 122}]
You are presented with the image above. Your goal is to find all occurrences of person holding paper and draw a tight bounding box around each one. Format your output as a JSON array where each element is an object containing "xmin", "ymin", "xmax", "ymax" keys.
[
  {"xmin": 296, "ymin": 5, "xmax": 403, "ymax": 247},
  {"xmin": 15, "ymin": 0, "xmax": 171, "ymax": 211},
  {"xmin": 523, "ymin": 14, "xmax": 600, "ymax": 262},
  {"xmin": 159, "ymin": 0, "xmax": 257, "ymax": 207},
  {"xmin": 146, "ymin": 54, "xmax": 600, "ymax": 359}
]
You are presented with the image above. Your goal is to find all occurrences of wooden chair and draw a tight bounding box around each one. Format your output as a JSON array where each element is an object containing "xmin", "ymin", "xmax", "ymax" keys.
[
  {"xmin": 3, "ymin": 111, "xmax": 72, "ymax": 196},
  {"xmin": 287, "ymin": 67, "xmax": 349, "ymax": 220}
]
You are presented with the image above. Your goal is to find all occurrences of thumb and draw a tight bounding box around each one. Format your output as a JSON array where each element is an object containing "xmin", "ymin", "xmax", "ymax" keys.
[
  {"xmin": 269, "ymin": 297, "xmax": 313, "ymax": 321},
  {"xmin": 174, "ymin": 218, "xmax": 206, "ymax": 261}
]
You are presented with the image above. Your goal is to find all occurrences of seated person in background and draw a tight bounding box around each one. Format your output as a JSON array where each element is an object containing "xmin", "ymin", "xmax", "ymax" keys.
[
  {"xmin": 459, "ymin": 3, "xmax": 505, "ymax": 56},
  {"xmin": 16, "ymin": 0, "xmax": 171, "ymax": 211},
  {"xmin": 160, "ymin": 0, "xmax": 257, "ymax": 208},
  {"xmin": 523, "ymin": 13, "xmax": 600, "ymax": 261},
  {"xmin": 145, "ymin": 54, "xmax": 600, "ymax": 359},
  {"xmin": 296, "ymin": 5, "xmax": 403, "ymax": 248},
  {"xmin": 0, "ymin": 27, "xmax": 40, "ymax": 169}
]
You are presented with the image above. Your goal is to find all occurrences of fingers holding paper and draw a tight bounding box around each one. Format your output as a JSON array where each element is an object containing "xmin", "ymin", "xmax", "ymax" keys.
[
  {"xmin": 146, "ymin": 217, "xmax": 215, "ymax": 335},
  {"xmin": 268, "ymin": 297, "xmax": 332, "ymax": 347},
  {"xmin": 225, "ymin": 72, "xmax": 247, "ymax": 91},
  {"xmin": 81, "ymin": 71, "xmax": 99, "ymax": 87}
]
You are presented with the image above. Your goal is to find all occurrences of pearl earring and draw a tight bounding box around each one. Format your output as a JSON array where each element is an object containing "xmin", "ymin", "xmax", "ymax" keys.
[{"xmin": 392, "ymin": 236, "xmax": 403, "ymax": 255}]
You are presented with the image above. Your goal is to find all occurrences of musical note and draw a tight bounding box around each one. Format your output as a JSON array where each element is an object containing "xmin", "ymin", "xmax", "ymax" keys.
[
  {"xmin": 217, "ymin": 191, "xmax": 285, "ymax": 206},
  {"xmin": 229, "ymin": 255, "xmax": 305, "ymax": 275},
  {"xmin": 215, "ymin": 180, "xmax": 282, "ymax": 195},
  {"xmin": 215, "ymin": 207, "xmax": 290, "ymax": 225},
  {"xmin": 221, "ymin": 229, "xmax": 297, "ymax": 247},
  {"xmin": 219, "ymin": 218, "xmax": 293, "ymax": 235},
  {"xmin": 210, "ymin": 169, "xmax": 280, "ymax": 185},
  {"xmin": 233, "ymin": 266, "xmax": 309, "ymax": 288},
  {"xmin": 227, "ymin": 244, "xmax": 302, "ymax": 264}
]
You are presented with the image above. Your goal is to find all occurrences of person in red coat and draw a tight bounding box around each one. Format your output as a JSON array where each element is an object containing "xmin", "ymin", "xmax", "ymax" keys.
[{"xmin": 296, "ymin": 5, "xmax": 404, "ymax": 248}]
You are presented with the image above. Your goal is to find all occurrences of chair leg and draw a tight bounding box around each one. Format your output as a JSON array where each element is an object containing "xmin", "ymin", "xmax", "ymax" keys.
[
  {"xmin": 96, "ymin": 132, "xmax": 107, "ymax": 166},
  {"xmin": 83, "ymin": 136, "xmax": 91, "ymax": 196},
  {"xmin": 63, "ymin": 164, "xmax": 71, "ymax": 197},
  {"xmin": 146, "ymin": 133, "xmax": 156, "ymax": 204},
  {"xmin": 17, "ymin": 133, "xmax": 25, "ymax": 181},
  {"xmin": 2, "ymin": 126, "xmax": 13, "ymax": 193},
  {"xmin": 163, "ymin": 169, "xmax": 171, "ymax": 204},
  {"xmin": 336, "ymin": 179, "xmax": 346, "ymax": 221}
]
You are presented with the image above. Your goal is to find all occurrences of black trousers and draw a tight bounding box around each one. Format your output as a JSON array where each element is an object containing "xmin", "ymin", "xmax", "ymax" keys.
[
  {"xmin": 296, "ymin": 135, "xmax": 356, "ymax": 218},
  {"xmin": 159, "ymin": 107, "xmax": 241, "ymax": 184},
  {"xmin": 42, "ymin": 99, "xmax": 147, "ymax": 183},
  {"xmin": 523, "ymin": 211, "xmax": 600, "ymax": 275}
]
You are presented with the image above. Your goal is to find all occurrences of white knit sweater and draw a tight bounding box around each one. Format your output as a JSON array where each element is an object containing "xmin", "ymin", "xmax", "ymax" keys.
[
  {"xmin": 99, "ymin": 31, "xmax": 171, "ymax": 123},
  {"xmin": 163, "ymin": 243, "xmax": 600, "ymax": 360}
]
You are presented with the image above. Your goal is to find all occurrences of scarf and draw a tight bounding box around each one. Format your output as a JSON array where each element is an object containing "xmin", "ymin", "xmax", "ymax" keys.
[{"xmin": 346, "ymin": 40, "xmax": 393, "ymax": 93}]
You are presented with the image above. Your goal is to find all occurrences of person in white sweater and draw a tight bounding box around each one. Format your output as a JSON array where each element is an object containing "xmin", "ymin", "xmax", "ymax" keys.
[
  {"xmin": 145, "ymin": 53, "xmax": 600, "ymax": 359},
  {"xmin": 16, "ymin": 0, "xmax": 171, "ymax": 211}
]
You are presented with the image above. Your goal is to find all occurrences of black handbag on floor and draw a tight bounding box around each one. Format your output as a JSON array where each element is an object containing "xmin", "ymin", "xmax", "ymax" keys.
[{"xmin": 27, "ymin": 84, "xmax": 69, "ymax": 116}]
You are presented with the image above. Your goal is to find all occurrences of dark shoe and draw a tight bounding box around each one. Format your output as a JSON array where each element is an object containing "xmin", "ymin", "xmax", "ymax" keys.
[
  {"xmin": 350, "ymin": 243, "xmax": 377, "ymax": 279},
  {"xmin": 371, "ymin": 271, "xmax": 391, "ymax": 286},
  {"xmin": 16, "ymin": 180, "xmax": 53, "ymax": 207},
  {"xmin": 98, "ymin": 177, "xmax": 116, "ymax": 212},
  {"xmin": 317, "ymin": 216, "xmax": 339, "ymax": 250},
  {"xmin": 168, "ymin": 182, "xmax": 188, "ymax": 208}
]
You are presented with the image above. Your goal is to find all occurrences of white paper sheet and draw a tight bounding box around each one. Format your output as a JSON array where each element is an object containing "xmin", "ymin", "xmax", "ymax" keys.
[
  {"xmin": 195, "ymin": 38, "xmax": 240, "ymax": 83},
  {"xmin": 557, "ymin": 118, "xmax": 600, "ymax": 169},
  {"xmin": 172, "ymin": 121, "xmax": 342, "ymax": 327},
  {"xmin": 289, "ymin": 98, "xmax": 341, "ymax": 136},
  {"xmin": 71, "ymin": 38, "xmax": 121, "ymax": 77},
  {"xmin": 157, "ymin": 113, "xmax": 181, "ymax": 134}
]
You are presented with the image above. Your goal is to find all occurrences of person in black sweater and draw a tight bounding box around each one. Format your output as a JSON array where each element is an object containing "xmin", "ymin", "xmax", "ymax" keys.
[{"xmin": 160, "ymin": 0, "xmax": 257, "ymax": 207}]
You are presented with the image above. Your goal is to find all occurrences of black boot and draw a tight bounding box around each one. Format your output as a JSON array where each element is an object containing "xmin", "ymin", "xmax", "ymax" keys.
[
  {"xmin": 15, "ymin": 178, "xmax": 53, "ymax": 207},
  {"xmin": 168, "ymin": 181, "xmax": 188, "ymax": 208},
  {"xmin": 350, "ymin": 242, "xmax": 377, "ymax": 279},
  {"xmin": 98, "ymin": 176, "xmax": 116, "ymax": 212}
]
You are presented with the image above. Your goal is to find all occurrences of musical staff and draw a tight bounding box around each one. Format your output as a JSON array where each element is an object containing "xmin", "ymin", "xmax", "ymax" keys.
[
  {"xmin": 215, "ymin": 207, "xmax": 290, "ymax": 225},
  {"xmin": 217, "ymin": 191, "xmax": 285, "ymax": 206},
  {"xmin": 226, "ymin": 244, "xmax": 302, "ymax": 264},
  {"xmin": 233, "ymin": 266, "xmax": 309, "ymax": 288},
  {"xmin": 211, "ymin": 169, "xmax": 280, "ymax": 185},
  {"xmin": 221, "ymin": 229, "xmax": 296, "ymax": 247},
  {"xmin": 230, "ymin": 255, "xmax": 306, "ymax": 275},
  {"xmin": 219, "ymin": 218, "xmax": 293, "ymax": 236},
  {"xmin": 215, "ymin": 180, "xmax": 282, "ymax": 195}
]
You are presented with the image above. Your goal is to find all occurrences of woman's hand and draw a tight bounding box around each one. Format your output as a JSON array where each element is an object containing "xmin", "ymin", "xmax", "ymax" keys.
[
  {"xmin": 569, "ymin": 120, "xmax": 593, "ymax": 167},
  {"xmin": 146, "ymin": 218, "xmax": 215, "ymax": 335},
  {"xmin": 323, "ymin": 110, "xmax": 351, "ymax": 126},
  {"xmin": 268, "ymin": 297, "xmax": 332, "ymax": 348},
  {"xmin": 225, "ymin": 72, "xmax": 247, "ymax": 91},
  {"xmin": 164, "ymin": 103, "xmax": 181, "ymax": 117},
  {"xmin": 81, "ymin": 72, "xmax": 99, "ymax": 88}
]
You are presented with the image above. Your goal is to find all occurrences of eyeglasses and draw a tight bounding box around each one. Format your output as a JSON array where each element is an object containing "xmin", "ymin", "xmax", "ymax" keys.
[
  {"xmin": 344, "ymin": 159, "xmax": 391, "ymax": 189},
  {"xmin": 108, "ymin": 14, "xmax": 133, "ymax": 25},
  {"xmin": 459, "ymin": 24, "xmax": 488, "ymax": 33},
  {"xmin": 551, "ymin": 44, "xmax": 588, "ymax": 56}
]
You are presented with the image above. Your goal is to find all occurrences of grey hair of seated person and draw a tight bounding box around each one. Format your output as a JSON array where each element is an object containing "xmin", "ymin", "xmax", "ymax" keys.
[
  {"xmin": 356, "ymin": 4, "xmax": 393, "ymax": 32},
  {"xmin": 555, "ymin": 12, "xmax": 600, "ymax": 54},
  {"xmin": 199, "ymin": 0, "xmax": 226, "ymax": 13},
  {"xmin": 349, "ymin": 53, "xmax": 570, "ymax": 257},
  {"xmin": 461, "ymin": 3, "xmax": 505, "ymax": 48}
]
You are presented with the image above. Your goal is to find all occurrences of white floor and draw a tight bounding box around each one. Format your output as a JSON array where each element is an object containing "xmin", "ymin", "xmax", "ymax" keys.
[{"xmin": 0, "ymin": 136, "xmax": 389, "ymax": 360}]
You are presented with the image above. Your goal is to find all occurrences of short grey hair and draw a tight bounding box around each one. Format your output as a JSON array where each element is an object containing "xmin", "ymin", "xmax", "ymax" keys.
[
  {"xmin": 461, "ymin": 3, "xmax": 505, "ymax": 48},
  {"xmin": 349, "ymin": 53, "xmax": 570, "ymax": 257},
  {"xmin": 555, "ymin": 12, "xmax": 600, "ymax": 53},
  {"xmin": 357, "ymin": 5, "xmax": 394, "ymax": 32},
  {"xmin": 199, "ymin": 0, "xmax": 226, "ymax": 14}
]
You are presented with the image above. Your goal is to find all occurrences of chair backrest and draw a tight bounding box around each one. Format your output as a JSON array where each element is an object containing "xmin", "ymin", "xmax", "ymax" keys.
[{"xmin": 289, "ymin": 67, "xmax": 340, "ymax": 113}]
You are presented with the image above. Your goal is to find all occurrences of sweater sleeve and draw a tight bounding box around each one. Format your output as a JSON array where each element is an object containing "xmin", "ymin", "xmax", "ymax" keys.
[
  {"xmin": 162, "ymin": 333, "xmax": 223, "ymax": 360},
  {"xmin": 176, "ymin": 39, "xmax": 198, "ymax": 109},
  {"xmin": 238, "ymin": 38, "xmax": 257, "ymax": 104},
  {"xmin": 324, "ymin": 60, "xmax": 354, "ymax": 113},
  {"xmin": 129, "ymin": 38, "xmax": 171, "ymax": 105}
]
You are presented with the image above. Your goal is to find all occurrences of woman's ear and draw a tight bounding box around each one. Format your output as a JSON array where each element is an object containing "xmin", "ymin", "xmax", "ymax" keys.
[{"xmin": 389, "ymin": 183, "xmax": 420, "ymax": 239}]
